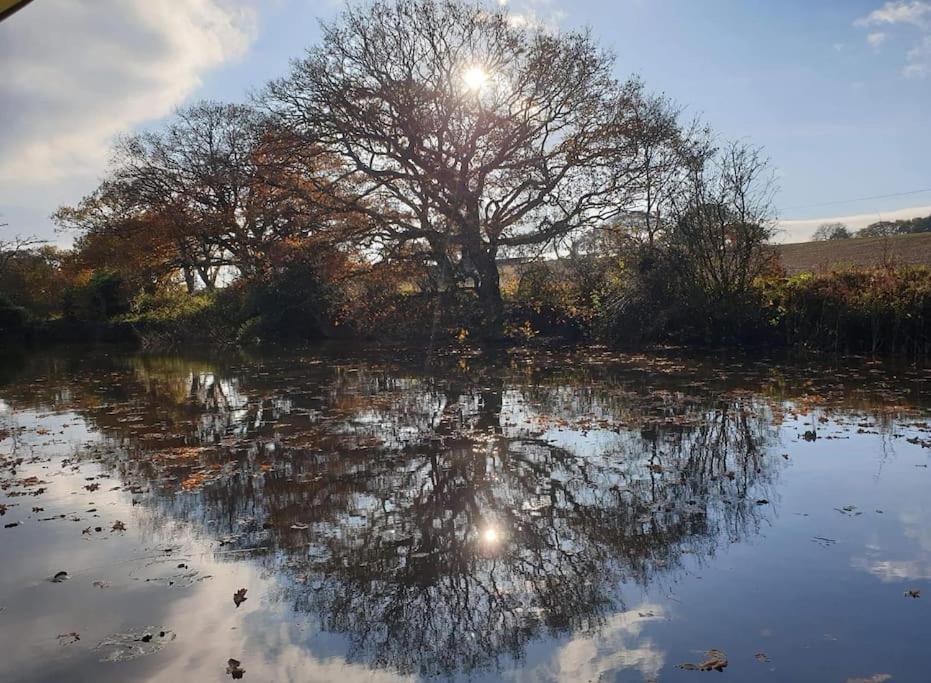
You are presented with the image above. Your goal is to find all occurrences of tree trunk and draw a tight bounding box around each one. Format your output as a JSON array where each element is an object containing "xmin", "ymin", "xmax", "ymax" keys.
[
  {"xmin": 471, "ymin": 248, "xmax": 503, "ymax": 338},
  {"xmin": 462, "ymin": 207, "xmax": 503, "ymax": 337},
  {"xmin": 182, "ymin": 265, "xmax": 197, "ymax": 294}
]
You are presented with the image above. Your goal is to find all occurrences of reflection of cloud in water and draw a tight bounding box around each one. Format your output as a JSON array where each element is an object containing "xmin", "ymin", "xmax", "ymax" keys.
[
  {"xmin": 858, "ymin": 558, "xmax": 931, "ymax": 582},
  {"xmin": 855, "ymin": 510, "xmax": 931, "ymax": 582},
  {"xmin": 0, "ymin": 349, "xmax": 831, "ymax": 679},
  {"xmin": 509, "ymin": 605, "xmax": 665, "ymax": 683}
]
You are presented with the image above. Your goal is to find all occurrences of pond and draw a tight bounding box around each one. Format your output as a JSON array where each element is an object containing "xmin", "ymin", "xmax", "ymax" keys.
[{"xmin": 0, "ymin": 345, "xmax": 929, "ymax": 682}]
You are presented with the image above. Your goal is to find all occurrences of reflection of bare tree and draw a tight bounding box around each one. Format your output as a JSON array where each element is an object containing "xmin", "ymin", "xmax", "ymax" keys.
[
  {"xmin": 273, "ymin": 396, "xmax": 776, "ymax": 675},
  {"xmin": 107, "ymin": 366, "xmax": 777, "ymax": 676},
  {"xmin": 3, "ymin": 348, "xmax": 923, "ymax": 677}
]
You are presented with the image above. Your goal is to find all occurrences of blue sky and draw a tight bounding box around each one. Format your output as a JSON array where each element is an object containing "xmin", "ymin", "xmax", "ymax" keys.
[{"xmin": 2, "ymin": 0, "xmax": 930, "ymax": 244}]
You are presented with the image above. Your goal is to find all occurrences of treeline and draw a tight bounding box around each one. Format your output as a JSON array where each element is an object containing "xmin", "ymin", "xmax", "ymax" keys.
[
  {"xmin": 812, "ymin": 213, "xmax": 931, "ymax": 241},
  {"xmin": 1, "ymin": 0, "xmax": 928, "ymax": 357}
]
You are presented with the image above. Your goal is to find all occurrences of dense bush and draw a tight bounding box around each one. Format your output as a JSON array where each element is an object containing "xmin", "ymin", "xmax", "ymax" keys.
[
  {"xmin": 593, "ymin": 248, "xmax": 773, "ymax": 346},
  {"xmin": 244, "ymin": 243, "xmax": 343, "ymax": 342},
  {"xmin": 62, "ymin": 269, "xmax": 129, "ymax": 322},
  {"xmin": 504, "ymin": 261, "xmax": 594, "ymax": 340},
  {"xmin": 122, "ymin": 288, "xmax": 251, "ymax": 349},
  {"xmin": 0, "ymin": 293, "xmax": 29, "ymax": 339},
  {"xmin": 762, "ymin": 266, "xmax": 931, "ymax": 356}
]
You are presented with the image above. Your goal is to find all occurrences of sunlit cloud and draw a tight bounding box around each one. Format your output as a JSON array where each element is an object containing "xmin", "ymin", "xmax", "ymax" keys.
[
  {"xmin": 497, "ymin": 0, "xmax": 566, "ymax": 31},
  {"xmin": 855, "ymin": 1, "xmax": 931, "ymax": 28},
  {"xmin": 855, "ymin": 1, "xmax": 931, "ymax": 77},
  {"xmin": 867, "ymin": 31, "xmax": 888, "ymax": 48},
  {"xmin": 0, "ymin": 0, "xmax": 258, "ymax": 184}
]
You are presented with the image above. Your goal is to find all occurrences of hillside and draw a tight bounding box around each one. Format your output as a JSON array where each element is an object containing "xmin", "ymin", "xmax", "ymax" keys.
[{"xmin": 776, "ymin": 232, "xmax": 931, "ymax": 275}]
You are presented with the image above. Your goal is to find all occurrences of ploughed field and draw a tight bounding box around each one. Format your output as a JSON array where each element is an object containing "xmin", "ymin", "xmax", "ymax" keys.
[{"xmin": 0, "ymin": 345, "xmax": 930, "ymax": 682}]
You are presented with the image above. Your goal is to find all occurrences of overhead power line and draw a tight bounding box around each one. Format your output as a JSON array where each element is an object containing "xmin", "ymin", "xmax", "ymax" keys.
[{"xmin": 781, "ymin": 188, "xmax": 931, "ymax": 214}]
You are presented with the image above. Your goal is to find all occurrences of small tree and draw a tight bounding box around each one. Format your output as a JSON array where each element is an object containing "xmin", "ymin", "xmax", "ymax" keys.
[
  {"xmin": 0, "ymin": 229, "xmax": 45, "ymax": 278},
  {"xmin": 668, "ymin": 140, "xmax": 777, "ymax": 307},
  {"xmin": 811, "ymin": 222, "xmax": 851, "ymax": 241},
  {"xmin": 857, "ymin": 220, "xmax": 899, "ymax": 239}
]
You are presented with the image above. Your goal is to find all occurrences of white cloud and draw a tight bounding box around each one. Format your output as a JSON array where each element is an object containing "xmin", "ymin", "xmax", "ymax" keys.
[
  {"xmin": 867, "ymin": 31, "xmax": 888, "ymax": 48},
  {"xmin": 777, "ymin": 204, "xmax": 931, "ymax": 243},
  {"xmin": 855, "ymin": 1, "xmax": 931, "ymax": 28},
  {"xmin": 855, "ymin": 1, "xmax": 931, "ymax": 77},
  {"xmin": 0, "ymin": 0, "xmax": 257, "ymax": 183},
  {"xmin": 499, "ymin": 0, "xmax": 567, "ymax": 31},
  {"xmin": 904, "ymin": 34, "xmax": 931, "ymax": 75}
]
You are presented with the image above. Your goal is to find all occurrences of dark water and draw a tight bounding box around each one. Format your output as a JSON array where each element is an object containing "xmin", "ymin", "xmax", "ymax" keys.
[{"xmin": 0, "ymin": 345, "xmax": 930, "ymax": 682}]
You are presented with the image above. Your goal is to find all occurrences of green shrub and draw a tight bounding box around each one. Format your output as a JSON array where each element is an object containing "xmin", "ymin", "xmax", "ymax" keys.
[
  {"xmin": 62, "ymin": 269, "xmax": 129, "ymax": 321},
  {"xmin": 123, "ymin": 287, "xmax": 254, "ymax": 349}
]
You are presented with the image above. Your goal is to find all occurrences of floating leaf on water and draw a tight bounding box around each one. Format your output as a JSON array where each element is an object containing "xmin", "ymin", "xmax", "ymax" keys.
[
  {"xmin": 812, "ymin": 536, "xmax": 836, "ymax": 547},
  {"xmin": 130, "ymin": 556, "xmax": 207, "ymax": 588},
  {"xmin": 835, "ymin": 505, "xmax": 862, "ymax": 517},
  {"xmin": 233, "ymin": 588, "xmax": 248, "ymax": 607},
  {"xmin": 678, "ymin": 649, "xmax": 728, "ymax": 672},
  {"xmin": 226, "ymin": 658, "xmax": 245, "ymax": 679},
  {"xmin": 50, "ymin": 571, "xmax": 69, "ymax": 583},
  {"xmin": 57, "ymin": 632, "xmax": 80, "ymax": 646},
  {"xmin": 95, "ymin": 627, "xmax": 175, "ymax": 662}
]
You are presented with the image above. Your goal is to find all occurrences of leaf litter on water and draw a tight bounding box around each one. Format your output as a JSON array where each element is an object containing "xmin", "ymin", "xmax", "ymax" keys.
[{"xmin": 94, "ymin": 627, "xmax": 176, "ymax": 662}]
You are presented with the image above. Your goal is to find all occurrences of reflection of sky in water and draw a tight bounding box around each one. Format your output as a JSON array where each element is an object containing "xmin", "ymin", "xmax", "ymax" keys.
[{"xmin": 0, "ymin": 349, "xmax": 930, "ymax": 681}]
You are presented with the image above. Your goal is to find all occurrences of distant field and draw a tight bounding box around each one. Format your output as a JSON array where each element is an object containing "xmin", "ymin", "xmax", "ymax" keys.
[{"xmin": 775, "ymin": 232, "xmax": 931, "ymax": 275}]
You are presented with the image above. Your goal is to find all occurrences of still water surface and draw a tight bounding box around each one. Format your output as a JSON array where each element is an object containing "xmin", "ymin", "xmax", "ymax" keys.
[{"xmin": 0, "ymin": 345, "xmax": 930, "ymax": 682}]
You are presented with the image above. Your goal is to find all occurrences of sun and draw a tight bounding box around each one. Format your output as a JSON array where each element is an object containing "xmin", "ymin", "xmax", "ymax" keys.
[{"xmin": 462, "ymin": 65, "xmax": 490, "ymax": 91}]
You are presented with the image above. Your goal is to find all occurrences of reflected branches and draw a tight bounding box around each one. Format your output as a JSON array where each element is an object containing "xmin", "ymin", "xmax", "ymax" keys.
[{"xmin": 3, "ymin": 348, "xmax": 925, "ymax": 676}]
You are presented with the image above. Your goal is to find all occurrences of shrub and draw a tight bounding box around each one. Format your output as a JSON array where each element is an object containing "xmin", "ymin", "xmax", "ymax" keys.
[
  {"xmin": 762, "ymin": 266, "xmax": 931, "ymax": 355},
  {"xmin": 62, "ymin": 269, "xmax": 129, "ymax": 321},
  {"xmin": 0, "ymin": 293, "xmax": 29, "ymax": 339},
  {"xmin": 123, "ymin": 287, "xmax": 252, "ymax": 349},
  {"xmin": 503, "ymin": 256, "xmax": 614, "ymax": 341},
  {"xmin": 245, "ymin": 242, "xmax": 340, "ymax": 341}
]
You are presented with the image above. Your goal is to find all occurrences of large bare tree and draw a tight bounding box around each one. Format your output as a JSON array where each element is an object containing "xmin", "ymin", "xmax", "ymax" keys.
[{"xmin": 265, "ymin": 0, "xmax": 652, "ymax": 331}]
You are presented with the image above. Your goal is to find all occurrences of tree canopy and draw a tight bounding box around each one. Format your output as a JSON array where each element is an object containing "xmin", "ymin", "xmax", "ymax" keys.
[{"xmin": 265, "ymin": 0, "xmax": 663, "ymax": 329}]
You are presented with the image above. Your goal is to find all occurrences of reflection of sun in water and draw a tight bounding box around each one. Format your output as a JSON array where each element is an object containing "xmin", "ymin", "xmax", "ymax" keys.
[
  {"xmin": 482, "ymin": 527, "xmax": 499, "ymax": 543},
  {"xmin": 462, "ymin": 65, "xmax": 490, "ymax": 91}
]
